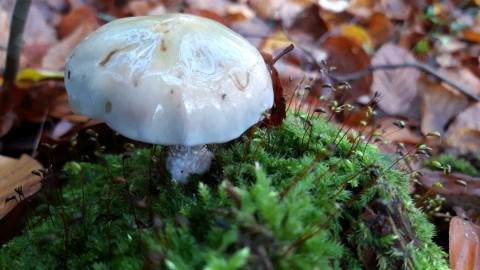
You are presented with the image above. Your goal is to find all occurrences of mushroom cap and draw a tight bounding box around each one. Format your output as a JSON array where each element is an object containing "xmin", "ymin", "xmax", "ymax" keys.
[{"xmin": 65, "ymin": 14, "xmax": 273, "ymax": 146}]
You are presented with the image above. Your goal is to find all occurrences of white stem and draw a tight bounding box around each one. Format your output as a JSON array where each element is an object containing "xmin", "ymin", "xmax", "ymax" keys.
[{"xmin": 165, "ymin": 145, "xmax": 213, "ymax": 183}]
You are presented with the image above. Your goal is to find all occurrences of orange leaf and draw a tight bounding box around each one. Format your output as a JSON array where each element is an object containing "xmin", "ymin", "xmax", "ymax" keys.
[
  {"xmin": 462, "ymin": 29, "xmax": 480, "ymax": 43},
  {"xmin": 450, "ymin": 217, "xmax": 480, "ymax": 270}
]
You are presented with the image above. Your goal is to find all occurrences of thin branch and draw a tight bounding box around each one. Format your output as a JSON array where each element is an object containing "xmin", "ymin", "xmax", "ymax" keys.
[
  {"xmin": 328, "ymin": 61, "xmax": 480, "ymax": 102},
  {"xmin": 3, "ymin": 0, "xmax": 31, "ymax": 84},
  {"xmin": 0, "ymin": 0, "xmax": 31, "ymax": 117}
]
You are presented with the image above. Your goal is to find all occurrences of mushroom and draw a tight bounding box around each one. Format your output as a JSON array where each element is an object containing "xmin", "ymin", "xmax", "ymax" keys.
[{"xmin": 64, "ymin": 14, "xmax": 273, "ymax": 183}]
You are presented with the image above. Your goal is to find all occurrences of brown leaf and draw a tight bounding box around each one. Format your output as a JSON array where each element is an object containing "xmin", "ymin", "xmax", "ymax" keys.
[
  {"xmin": 367, "ymin": 12, "xmax": 394, "ymax": 49},
  {"xmin": 371, "ymin": 43, "xmax": 421, "ymax": 117},
  {"xmin": 439, "ymin": 67, "xmax": 480, "ymax": 98},
  {"xmin": 445, "ymin": 128, "xmax": 480, "ymax": 155},
  {"xmin": 322, "ymin": 35, "xmax": 372, "ymax": 101},
  {"xmin": 13, "ymin": 80, "xmax": 66, "ymax": 123},
  {"xmin": 420, "ymin": 170, "xmax": 480, "ymax": 198},
  {"xmin": 418, "ymin": 76, "xmax": 469, "ymax": 136},
  {"xmin": 185, "ymin": 0, "xmax": 230, "ymax": 17},
  {"xmin": 0, "ymin": 154, "xmax": 42, "ymax": 220},
  {"xmin": 450, "ymin": 217, "xmax": 480, "ymax": 270},
  {"xmin": 57, "ymin": 6, "xmax": 99, "ymax": 38},
  {"xmin": 184, "ymin": 8, "xmax": 231, "ymax": 27},
  {"xmin": 284, "ymin": 4, "xmax": 330, "ymax": 45},
  {"xmin": 48, "ymin": 93, "xmax": 71, "ymax": 119},
  {"xmin": 283, "ymin": 4, "xmax": 330, "ymax": 64},
  {"xmin": 42, "ymin": 16, "xmax": 99, "ymax": 70},
  {"xmin": 461, "ymin": 56, "xmax": 480, "ymax": 79},
  {"xmin": 445, "ymin": 103, "xmax": 480, "ymax": 155}
]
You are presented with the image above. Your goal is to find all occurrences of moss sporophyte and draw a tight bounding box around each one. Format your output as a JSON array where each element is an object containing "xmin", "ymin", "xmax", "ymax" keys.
[{"xmin": 0, "ymin": 112, "xmax": 448, "ymax": 269}]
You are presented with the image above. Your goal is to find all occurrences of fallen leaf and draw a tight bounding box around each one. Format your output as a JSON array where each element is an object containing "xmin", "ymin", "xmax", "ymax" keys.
[
  {"xmin": 419, "ymin": 170, "xmax": 480, "ymax": 223},
  {"xmin": 322, "ymin": 35, "xmax": 372, "ymax": 101},
  {"xmin": 346, "ymin": 0, "xmax": 376, "ymax": 18},
  {"xmin": 461, "ymin": 55, "xmax": 480, "ymax": 79},
  {"xmin": 42, "ymin": 17, "xmax": 99, "ymax": 70},
  {"xmin": 21, "ymin": 4, "xmax": 58, "ymax": 68},
  {"xmin": 445, "ymin": 103, "xmax": 480, "ymax": 154},
  {"xmin": 13, "ymin": 80, "xmax": 66, "ymax": 123},
  {"xmin": 367, "ymin": 12, "xmax": 394, "ymax": 48},
  {"xmin": 249, "ymin": 0, "xmax": 309, "ymax": 21},
  {"xmin": 445, "ymin": 128, "xmax": 480, "ymax": 155},
  {"xmin": 15, "ymin": 68, "xmax": 64, "ymax": 83},
  {"xmin": 0, "ymin": 154, "xmax": 42, "ymax": 220},
  {"xmin": 371, "ymin": 43, "xmax": 421, "ymax": 117},
  {"xmin": 260, "ymin": 28, "xmax": 293, "ymax": 56},
  {"xmin": 184, "ymin": 8, "xmax": 231, "ymax": 26},
  {"xmin": 439, "ymin": 67, "xmax": 480, "ymax": 98},
  {"xmin": 126, "ymin": 0, "xmax": 158, "ymax": 16},
  {"xmin": 340, "ymin": 24, "xmax": 373, "ymax": 50},
  {"xmin": 418, "ymin": 76, "xmax": 469, "ymax": 136},
  {"xmin": 449, "ymin": 217, "xmax": 480, "ymax": 270},
  {"xmin": 379, "ymin": 0, "xmax": 412, "ymax": 20},
  {"xmin": 185, "ymin": 0, "xmax": 230, "ymax": 17},
  {"xmin": 462, "ymin": 29, "xmax": 480, "ymax": 43},
  {"xmin": 47, "ymin": 93, "xmax": 71, "ymax": 119},
  {"xmin": 226, "ymin": 3, "xmax": 255, "ymax": 21},
  {"xmin": 232, "ymin": 16, "xmax": 274, "ymax": 47},
  {"xmin": 283, "ymin": 4, "xmax": 330, "ymax": 65},
  {"xmin": 57, "ymin": 6, "xmax": 99, "ymax": 38},
  {"xmin": 420, "ymin": 170, "xmax": 480, "ymax": 198},
  {"xmin": 284, "ymin": 4, "xmax": 330, "ymax": 45}
]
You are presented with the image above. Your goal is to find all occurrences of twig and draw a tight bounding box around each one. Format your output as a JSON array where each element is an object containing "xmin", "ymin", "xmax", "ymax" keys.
[
  {"xmin": 328, "ymin": 61, "xmax": 480, "ymax": 102},
  {"xmin": 3, "ymin": 0, "xmax": 31, "ymax": 84},
  {"xmin": 0, "ymin": 0, "xmax": 32, "ymax": 116}
]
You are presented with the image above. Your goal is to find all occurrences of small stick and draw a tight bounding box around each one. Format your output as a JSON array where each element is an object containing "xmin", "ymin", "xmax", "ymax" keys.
[{"xmin": 329, "ymin": 62, "xmax": 479, "ymax": 102}]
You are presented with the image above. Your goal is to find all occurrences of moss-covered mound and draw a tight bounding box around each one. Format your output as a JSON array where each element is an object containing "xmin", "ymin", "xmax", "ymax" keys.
[{"xmin": 0, "ymin": 112, "xmax": 448, "ymax": 269}]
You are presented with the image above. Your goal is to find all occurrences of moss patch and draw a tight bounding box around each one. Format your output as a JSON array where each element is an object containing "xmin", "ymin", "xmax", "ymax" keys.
[{"xmin": 0, "ymin": 112, "xmax": 448, "ymax": 269}]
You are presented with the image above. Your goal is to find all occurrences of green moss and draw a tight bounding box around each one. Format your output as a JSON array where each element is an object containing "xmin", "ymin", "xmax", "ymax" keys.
[{"xmin": 0, "ymin": 112, "xmax": 448, "ymax": 269}]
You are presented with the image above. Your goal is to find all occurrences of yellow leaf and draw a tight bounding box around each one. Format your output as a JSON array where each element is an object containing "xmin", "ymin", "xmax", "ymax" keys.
[
  {"xmin": 260, "ymin": 30, "xmax": 293, "ymax": 55},
  {"xmin": 340, "ymin": 24, "xmax": 373, "ymax": 51},
  {"xmin": 16, "ymin": 68, "xmax": 64, "ymax": 82}
]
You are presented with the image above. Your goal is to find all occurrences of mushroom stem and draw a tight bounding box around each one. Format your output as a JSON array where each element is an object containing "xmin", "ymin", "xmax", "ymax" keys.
[{"xmin": 166, "ymin": 145, "xmax": 214, "ymax": 183}]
